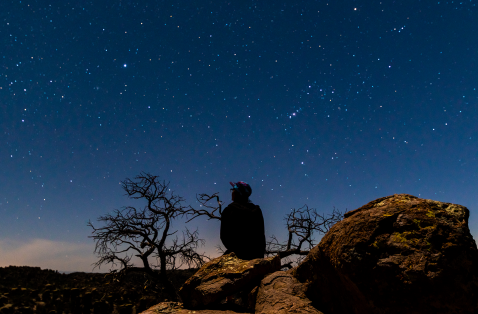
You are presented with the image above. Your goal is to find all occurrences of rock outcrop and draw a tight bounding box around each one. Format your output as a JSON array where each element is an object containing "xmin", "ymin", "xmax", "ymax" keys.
[
  {"xmin": 179, "ymin": 252, "xmax": 281, "ymax": 309},
  {"xmin": 140, "ymin": 301, "xmax": 249, "ymax": 314},
  {"xmin": 254, "ymin": 271, "xmax": 323, "ymax": 314},
  {"xmin": 292, "ymin": 194, "xmax": 478, "ymax": 314}
]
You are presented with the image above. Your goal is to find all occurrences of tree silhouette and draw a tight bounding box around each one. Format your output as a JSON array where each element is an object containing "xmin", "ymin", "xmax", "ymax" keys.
[
  {"xmin": 88, "ymin": 172, "xmax": 209, "ymax": 301},
  {"xmin": 265, "ymin": 205, "xmax": 343, "ymax": 268},
  {"xmin": 186, "ymin": 192, "xmax": 223, "ymax": 223},
  {"xmin": 187, "ymin": 193, "xmax": 343, "ymax": 268}
]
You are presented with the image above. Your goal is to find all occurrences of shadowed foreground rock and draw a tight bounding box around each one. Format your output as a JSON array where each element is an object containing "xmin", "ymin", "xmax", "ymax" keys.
[
  {"xmin": 292, "ymin": 194, "xmax": 478, "ymax": 314},
  {"xmin": 255, "ymin": 271, "xmax": 323, "ymax": 314},
  {"xmin": 179, "ymin": 252, "xmax": 280, "ymax": 309},
  {"xmin": 139, "ymin": 301, "xmax": 250, "ymax": 314}
]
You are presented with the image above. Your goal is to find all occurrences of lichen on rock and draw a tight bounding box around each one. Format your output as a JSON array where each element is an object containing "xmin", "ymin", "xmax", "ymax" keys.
[{"xmin": 292, "ymin": 194, "xmax": 478, "ymax": 314}]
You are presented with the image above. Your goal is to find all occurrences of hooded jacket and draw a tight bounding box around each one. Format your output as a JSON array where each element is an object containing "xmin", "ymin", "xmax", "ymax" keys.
[{"xmin": 220, "ymin": 201, "xmax": 266, "ymax": 260}]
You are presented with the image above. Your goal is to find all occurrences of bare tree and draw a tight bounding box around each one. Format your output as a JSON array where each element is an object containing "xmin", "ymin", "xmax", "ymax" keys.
[
  {"xmin": 88, "ymin": 172, "xmax": 210, "ymax": 301},
  {"xmin": 186, "ymin": 192, "xmax": 223, "ymax": 223},
  {"xmin": 187, "ymin": 193, "xmax": 343, "ymax": 269},
  {"xmin": 266, "ymin": 205, "xmax": 343, "ymax": 269}
]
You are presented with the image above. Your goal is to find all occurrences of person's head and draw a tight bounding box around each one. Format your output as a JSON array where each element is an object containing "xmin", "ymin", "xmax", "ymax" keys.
[{"xmin": 230, "ymin": 181, "xmax": 252, "ymax": 203}]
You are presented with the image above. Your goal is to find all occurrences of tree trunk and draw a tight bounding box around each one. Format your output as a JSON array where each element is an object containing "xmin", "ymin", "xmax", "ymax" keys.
[{"xmin": 158, "ymin": 271, "xmax": 180, "ymax": 302}]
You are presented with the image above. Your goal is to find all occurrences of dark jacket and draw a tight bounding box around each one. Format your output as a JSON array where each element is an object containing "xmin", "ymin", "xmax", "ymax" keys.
[{"xmin": 220, "ymin": 201, "xmax": 266, "ymax": 260}]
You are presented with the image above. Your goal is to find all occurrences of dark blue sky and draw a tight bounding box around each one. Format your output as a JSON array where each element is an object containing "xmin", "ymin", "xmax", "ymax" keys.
[{"xmin": 1, "ymin": 0, "xmax": 477, "ymax": 271}]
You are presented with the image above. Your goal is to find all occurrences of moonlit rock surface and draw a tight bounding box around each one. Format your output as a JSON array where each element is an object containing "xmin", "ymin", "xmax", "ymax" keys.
[
  {"xmin": 178, "ymin": 252, "xmax": 280, "ymax": 309},
  {"xmin": 292, "ymin": 194, "xmax": 478, "ymax": 314},
  {"xmin": 138, "ymin": 301, "xmax": 249, "ymax": 314},
  {"xmin": 255, "ymin": 271, "xmax": 323, "ymax": 314}
]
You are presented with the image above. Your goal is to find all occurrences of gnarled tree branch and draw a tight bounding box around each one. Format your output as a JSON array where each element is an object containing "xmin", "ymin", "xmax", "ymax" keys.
[
  {"xmin": 88, "ymin": 172, "xmax": 210, "ymax": 302},
  {"xmin": 186, "ymin": 192, "xmax": 223, "ymax": 223},
  {"xmin": 266, "ymin": 206, "xmax": 343, "ymax": 266}
]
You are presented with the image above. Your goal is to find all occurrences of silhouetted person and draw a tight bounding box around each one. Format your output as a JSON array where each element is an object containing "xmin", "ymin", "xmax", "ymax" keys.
[{"xmin": 220, "ymin": 181, "xmax": 266, "ymax": 260}]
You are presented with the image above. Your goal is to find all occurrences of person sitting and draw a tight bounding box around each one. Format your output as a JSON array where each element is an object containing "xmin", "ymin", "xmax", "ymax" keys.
[{"xmin": 220, "ymin": 181, "xmax": 266, "ymax": 260}]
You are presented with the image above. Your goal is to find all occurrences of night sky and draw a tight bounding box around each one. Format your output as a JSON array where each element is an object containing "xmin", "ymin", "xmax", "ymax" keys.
[{"xmin": 1, "ymin": 0, "xmax": 477, "ymax": 272}]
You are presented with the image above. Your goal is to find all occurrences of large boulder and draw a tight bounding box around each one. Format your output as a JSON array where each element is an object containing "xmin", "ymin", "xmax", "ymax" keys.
[
  {"xmin": 292, "ymin": 194, "xmax": 478, "ymax": 314},
  {"xmin": 139, "ymin": 301, "xmax": 249, "ymax": 314},
  {"xmin": 255, "ymin": 271, "xmax": 323, "ymax": 314},
  {"xmin": 179, "ymin": 252, "xmax": 281, "ymax": 309}
]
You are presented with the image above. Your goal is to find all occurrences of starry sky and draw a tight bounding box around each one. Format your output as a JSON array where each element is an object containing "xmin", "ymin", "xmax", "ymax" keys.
[{"xmin": 1, "ymin": 0, "xmax": 477, "ymax": 272}]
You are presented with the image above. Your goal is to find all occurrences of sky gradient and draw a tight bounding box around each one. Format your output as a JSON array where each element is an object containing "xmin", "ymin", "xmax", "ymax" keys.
[{"xmin": 1, "ymin": 0, "xmax": 478, "ymax": 272}]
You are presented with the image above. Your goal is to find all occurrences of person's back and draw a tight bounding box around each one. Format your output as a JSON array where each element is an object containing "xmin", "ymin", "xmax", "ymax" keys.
[{"xmin": 220, "ymin": 181, "xmax": 266, "ymax": 260}]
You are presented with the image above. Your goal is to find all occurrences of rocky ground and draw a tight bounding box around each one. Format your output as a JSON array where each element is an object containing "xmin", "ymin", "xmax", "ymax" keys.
[{"xmin": 0, "ymin": 265, "xmax": 197, "ymax": 314}]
